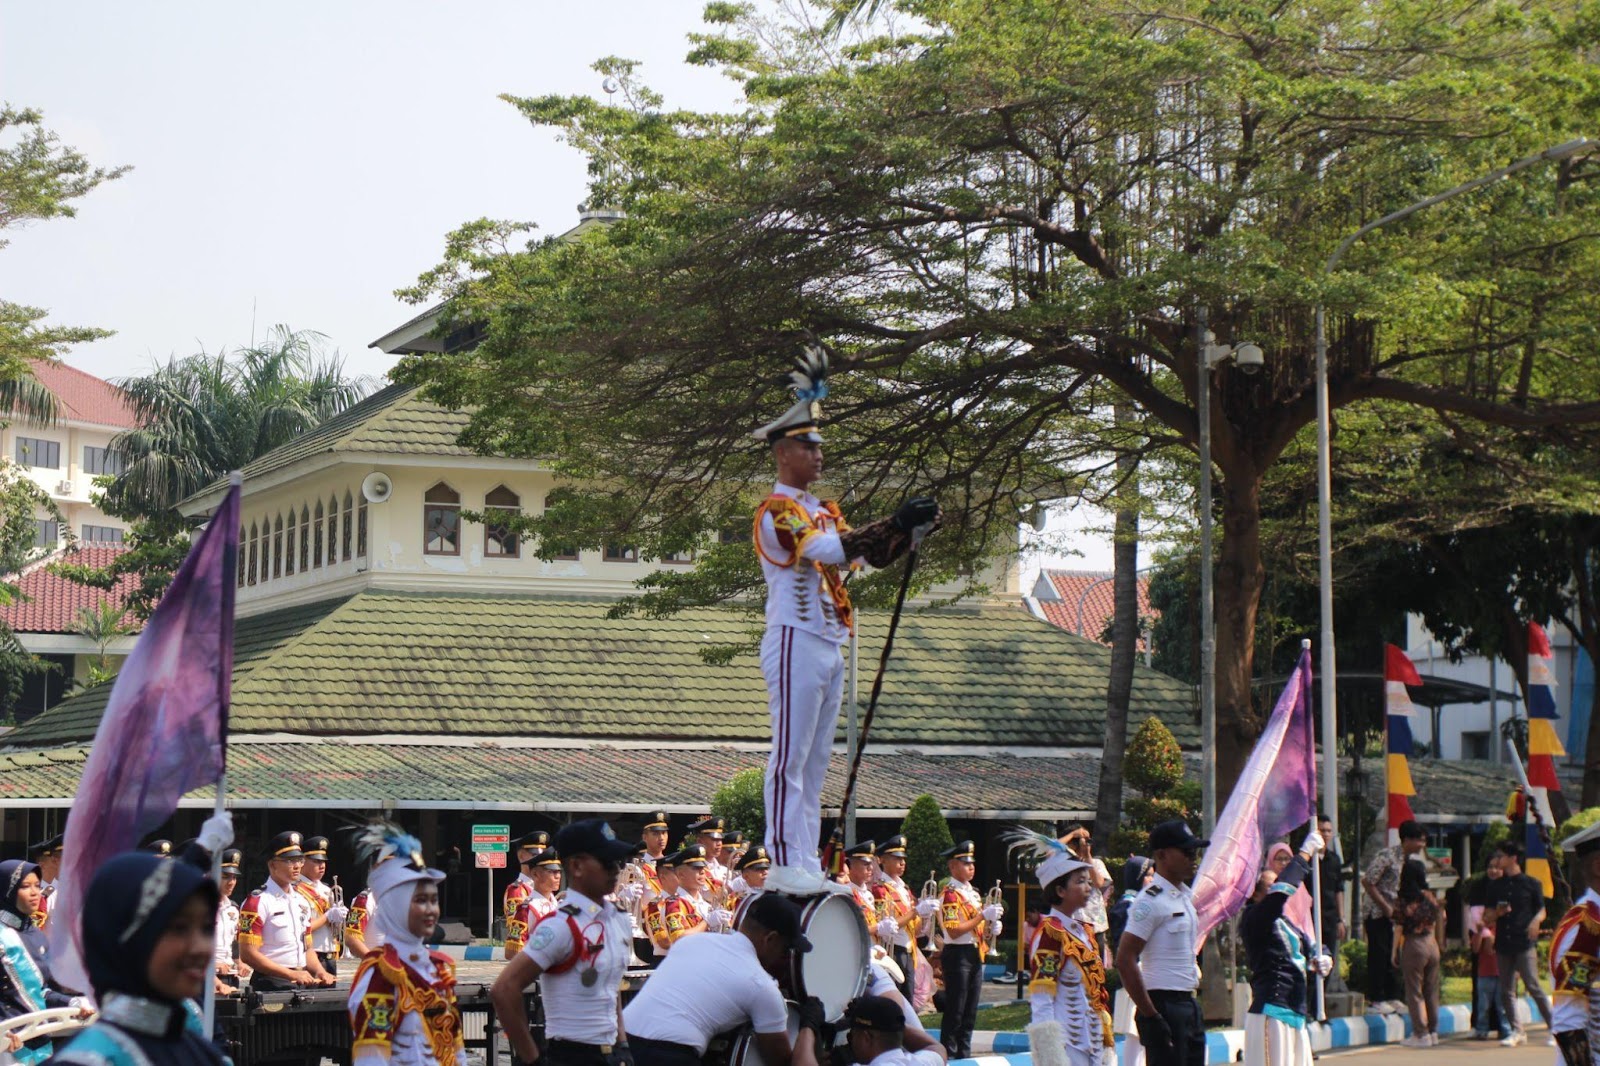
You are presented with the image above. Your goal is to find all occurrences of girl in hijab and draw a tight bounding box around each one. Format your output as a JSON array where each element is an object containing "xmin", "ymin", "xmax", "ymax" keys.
[
  {"xmin": 347, "ymin": 824, "xmax": 465, "ymax": 1066},
  {"xmin": 51, "ymin": 851, "xmax": 224, "ymax": 1066},
  {"xmin": 0, "ymin": 859, "xmax": 91, "ymax": 1064},
  {"xmin": 1239, "ymin": 832, "xmax": 1333, "ymax": 1066}
]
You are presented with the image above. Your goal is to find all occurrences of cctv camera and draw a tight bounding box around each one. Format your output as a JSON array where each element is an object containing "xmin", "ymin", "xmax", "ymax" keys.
[{"xmin": 1234, "ymin": 342, "xmax": 1264, "ymax": 375}]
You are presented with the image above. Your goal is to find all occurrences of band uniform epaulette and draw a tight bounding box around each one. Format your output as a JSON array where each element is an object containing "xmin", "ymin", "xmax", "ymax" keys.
[{"xmin": 560, "ymin": 904, "xmax": 580, "ymax": 917}]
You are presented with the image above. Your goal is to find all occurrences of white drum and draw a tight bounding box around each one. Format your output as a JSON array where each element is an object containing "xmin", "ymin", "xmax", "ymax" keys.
[{"xmin": 790, "ymin": 893, "xmax": 870, "ymax": 1021}]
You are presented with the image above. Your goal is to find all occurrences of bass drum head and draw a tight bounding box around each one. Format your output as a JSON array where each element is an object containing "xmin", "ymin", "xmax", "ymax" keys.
[
  {"xmin": 727, "ymin": 1005, "xmax": 801, "ymax": 1066},
  {"xmin": 792, "ymin": 893, "xmax": 870, "ymax": 1021}
]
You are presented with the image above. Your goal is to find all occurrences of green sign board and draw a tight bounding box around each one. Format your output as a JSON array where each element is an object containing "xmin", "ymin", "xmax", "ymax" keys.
[{"xmin": 471, "ymin": 823, "xmax": 510, "ymax": 853}]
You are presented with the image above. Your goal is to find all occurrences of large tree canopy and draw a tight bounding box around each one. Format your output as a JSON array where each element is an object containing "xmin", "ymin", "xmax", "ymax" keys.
[{"xmin": 396, "ymin": 0, "xmax": 1600, "ymax": 797}]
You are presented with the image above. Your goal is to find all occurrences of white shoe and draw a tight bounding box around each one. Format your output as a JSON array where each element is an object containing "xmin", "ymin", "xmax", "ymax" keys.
[
  {"xmin": 1427, "ymin": 1033, "xmax": 1438, "ymax": 1046},
  {"xmin": 765, "ymin": 865, "xmax": 828, "ymax": 895},
  {"xmin": 1546, "ymin": 1037, "xmax": 1559, "ymax": 1047},
  {"xmin": 1500, "ymin": 1030, "xmax": 1526, "ymax": 1047},
  {"xmin": 1400, "ymin": 1035, "xmax": 1429, "ymax": 1048}
]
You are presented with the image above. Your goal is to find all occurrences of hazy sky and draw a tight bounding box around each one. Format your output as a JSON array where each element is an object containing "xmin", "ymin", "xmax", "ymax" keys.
[
  {"xmin": 0, "ymin": 1, "xmax": 741, "ymax": 383},
  {"xmin": 1, "ymin": 2, "xmax": 1138, "ymax": 573}
]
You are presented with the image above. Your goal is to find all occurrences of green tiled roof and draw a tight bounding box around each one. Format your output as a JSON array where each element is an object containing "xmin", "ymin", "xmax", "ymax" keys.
[
  {"xmin": 3, "ymin": 590, "xmax": 1197, "ymax": 750},
  {"xmin": 180, "ymin": 385, "xmax": 474, "ymax": 509},
  {"xmin": 0, "ymin": 741, "xmax": 1535, "ymax": 823}
]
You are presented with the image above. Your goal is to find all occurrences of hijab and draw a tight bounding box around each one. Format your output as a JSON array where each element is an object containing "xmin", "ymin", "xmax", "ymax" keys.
[
  {"xmin": 361, "ymin": 826, "xmax": 444, "ymax": 953},
  {"xmin": 0, "ymin": 860, "xmax": 40, "ymax": 925},
  {"xmin": 1122, "ymin": 856, "xmax": 1153, "ymax": 893},
  {"xmin": 81, "ymin": 852, "xmax": 218, "ymax": 1001}
]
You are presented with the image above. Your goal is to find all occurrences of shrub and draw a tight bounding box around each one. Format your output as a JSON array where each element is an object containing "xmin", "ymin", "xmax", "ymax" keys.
[
  {"xmin": 1125, "ymin": 717, "xmax": 1184, "ymax": 795},
  {"xmin": 900, "ymin": 794, "xmax": 956, "ymax": 886},
  {"xmin": 1126, "ymin": 796, "xmax": 1189, "ymax": 828},
  {"xmin": 711, "ymin": 767, "xmax": 766, "ymax": 840},
  {"xmin": 1341, "ymin": 938, "xmax": 1367, "ymax": 990}
]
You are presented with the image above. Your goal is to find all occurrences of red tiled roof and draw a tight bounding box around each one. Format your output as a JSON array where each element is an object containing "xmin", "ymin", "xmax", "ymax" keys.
[
  {"xmin": 1035, "ymin": 568, "xmax": 1156, "ymax": 649},
  {"xmin": 1, "ymin": 545, "xmax": 140, "ymax": 635},
  {"xmin": 27, "ymin": 362, "xmax": 139, "ymax": 429}
]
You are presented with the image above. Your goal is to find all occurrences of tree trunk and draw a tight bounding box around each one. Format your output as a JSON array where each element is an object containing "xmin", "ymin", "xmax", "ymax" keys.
[
  {"xmin": 1094, "ymin": 427, "xmax": 1140, "ymax": 847},
  {"xmin": 1213, "ymin": 470, "xmax": 1266, "ymax": 803}
]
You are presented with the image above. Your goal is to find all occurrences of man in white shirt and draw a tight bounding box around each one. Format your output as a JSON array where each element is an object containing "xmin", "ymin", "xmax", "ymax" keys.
[
  {"xmin": 750, "ymin": 345, "xmax": 937, "ymax": 894},
  {"xmin": 492, "ymin": 820, "xmax": 638, "ymax": 1066},
  {"xmin": 240, "ymin": 831, "xmax": 335, "ymax": 991},
  {"xmin": 841, "ymin": 995, "xmax": 947, "ymax": 1066},
  {"xmin": 1114, "ymin": 820, "xmax": 1208, "ymax": 1066},
  {"xmin": 624, "ymin": 893, "xmax": 820, "ymax": 1066}
]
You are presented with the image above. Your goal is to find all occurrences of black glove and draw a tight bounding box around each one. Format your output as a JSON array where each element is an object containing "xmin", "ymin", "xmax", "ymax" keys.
[
  {"xmin": 797, "ymin": 995, "xmax": 828, "ymax": 1035},
  {"xmin": 606, "ymin": 1044, "xmax": 635, "ymax": 1066},
  {"xmin": 891, "ymin": 496, "xmax": 939, "ymax": 534},
  {"xmin": 1135, "ymin": 1012, "xmax": 1173, "ymax": 1055}
]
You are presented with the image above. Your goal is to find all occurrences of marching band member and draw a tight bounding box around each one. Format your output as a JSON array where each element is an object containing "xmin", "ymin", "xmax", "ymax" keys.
[
  {"xmin": 0, "ymin": 859, "xmax": 91, "ymax": 1063},
  {"xmin": 751, "ymin": 345, "xmax": 937, "ymax": 894},
  {"xmin": 873, "ymin": 836, "xmax": 919, "ymax": 1002},
  {"xmin": 723, "ymin": 831, "xmax": 748, "ymax": 872},
  {"xmin": 297, "ymin": 835, "xmax": 349, "ymax": 976},
  {"xmin": 1001, "ymin": 829, "xmax": 1112, "ymax": 1066},
  {"xmin": 239, "ymin": 831, "xmax": 335, "ymax": 991},
  {"xmin": 52, "ymin": 847, "xmax": 228, "ymax": 1066},
  {"xmin": 504, "ymin": 831, "xmax": 549, "ymax": 959},
  {"xmin": 937, "ymin": 840, "xmax": 999, "ymax": 1060},
  {"xmin": 729, "ymin": 847, "xmax": 771, "ymax": 909},
  {"xmin": 621, "ymin": 813, "xmax": 671, "ymax": 966},
  {"xmin": 1239, "ymin": 830, "xmax": 1332, "ymax": 1066},
  {"xmin": 1551, "ymin": 819, "xmax": 1600, "ymax": 1065},
  {"xmin": 672, "ymin": 846, "xmax": 732, "ymax": 935},
  {"xmin": 214, "ymin": 848, "xmax": 249, "ymax": 997},
  {"xmin": 508, "ymin": 849, "xmax": 562, "ymax": 958},
  {"xmin": 25, "ymin": 835, "xmax": 61, "ymax": 932},
  {"xmin": 643, "ymin": 852, "xmax": 688, "ymax": 959},
  {"xmin": 347, "ymin": 883, "xmax": 381, "ymax": 957},
  {"xmin": 689, "ymin": 817, "xmax": 729, "ymax": 904},
  {"xmin": 491, "ymin": 820, "xmax": 636, "ymax": 1066},
  {"xmin": 846, "ymin": 841, "xmax": 880, "ymax": 927},
  {"xmin": 347, "ymin": 825, "xmax": 466, "ymax": 1066}
]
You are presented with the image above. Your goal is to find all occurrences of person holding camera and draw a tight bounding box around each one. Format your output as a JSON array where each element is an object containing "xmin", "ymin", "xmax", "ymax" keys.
[
  {"xmin": 1114, "ymin": 820, "xmax": 1208, "ymax": 1066},
  {"xmin": 1486, "ymin": 841, "xmax": 1554, "ymax": 1047}
]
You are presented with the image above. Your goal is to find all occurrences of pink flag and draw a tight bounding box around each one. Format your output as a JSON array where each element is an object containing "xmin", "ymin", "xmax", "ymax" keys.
[
  {"xmin": 48, "ymin": 483, "xmax": 239, "ymax": 994},
  {"xmin": 1193, "ymin": 648, "xmax": 1317, "ymax": 937}
]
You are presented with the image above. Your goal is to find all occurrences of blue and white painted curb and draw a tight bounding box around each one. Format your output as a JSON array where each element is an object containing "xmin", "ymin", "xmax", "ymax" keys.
[{"xmin": 942, "ymin": 996, "xmax": 1541, "ymax": 1064}]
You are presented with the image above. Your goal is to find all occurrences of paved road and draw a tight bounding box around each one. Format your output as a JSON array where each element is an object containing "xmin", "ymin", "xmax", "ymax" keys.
[{"xmin": 1326, "ymin": 1031, "xmax": 1555, "ymax": 1064}]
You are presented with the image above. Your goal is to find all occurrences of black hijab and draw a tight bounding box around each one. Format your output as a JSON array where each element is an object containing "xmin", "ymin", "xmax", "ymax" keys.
[
  {"xmin": 81, "ymin": 852, "xmax": 218, "ymax": 1001},
  {"xmin": 0, "ymin": 859, "xmax": 40, "ymax": 924}
]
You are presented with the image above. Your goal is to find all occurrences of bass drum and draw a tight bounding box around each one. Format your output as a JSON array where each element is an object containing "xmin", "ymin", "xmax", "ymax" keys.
[
  {"xmin": 725, "ymin": 1005, "xmax": 801, "ymax": 1066},
  {"xmin": 789, "ymin": 893, "xmax": 870, "ymax": 1021}
]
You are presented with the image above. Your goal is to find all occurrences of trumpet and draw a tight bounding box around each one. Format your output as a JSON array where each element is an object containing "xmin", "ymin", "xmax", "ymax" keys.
[
  {"xmin": 981, "ymin": 880, "xmax": 1003, "ymax": 958},
  {"xmin": 617, "ymin": 861, "xmax": 649, "ymax": 925},
  {"xmin": 920, "ymin": 870, "xmax": 941, "ymax": 952},
  {"xmin": 332, "ymin": 875, "xmax": 344, "ymax": 909}
]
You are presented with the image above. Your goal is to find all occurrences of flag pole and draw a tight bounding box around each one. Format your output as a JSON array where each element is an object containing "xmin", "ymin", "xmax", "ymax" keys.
[
  {"xmin": 203, "ymin": 473, "xmax": 242, "ymax": 1035},
  {"xmin": 1304, "ymin": 639, "xmax": 1326, "ymax": 1022}
]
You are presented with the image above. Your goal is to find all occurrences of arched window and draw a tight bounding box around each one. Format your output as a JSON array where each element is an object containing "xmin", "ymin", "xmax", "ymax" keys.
[
  {"xmin": 285, "ymin": 509, "xmax": 298, "ymax": 576},
  {"xmin": 237, "ymin": 522, "xmax": 247, "ymax": 588},
  {"xmin": 247, "ymin": 522, "xmax": 259, "ymax": 586},
  {"xmin": 300, "ymin": 505, "xmax": 311, "ymax": 572},
  {"xmin": 327, "ymin": 495, "xmax": 340, "ymax": 565},
  {"xmin": 313, "ymin": 500, "xmax": 325, "ymax": 568},
  {"xmin": 485, "ymin": 486, "xmax": 520, "ymax": 557},
  {"xmin": 343, "ymin": 491, "xmax": 355, "ymax": 560},
  {"xmin": 357, "ymin": 497, "xmax": 368, "ymax": 558},
  {"xmin": 272, "ymin": 514, "xmax": 283, "ymax": 579},
  {"xmin": 424, "ymin": 483, "xmax": 460, "ymax": 556}
]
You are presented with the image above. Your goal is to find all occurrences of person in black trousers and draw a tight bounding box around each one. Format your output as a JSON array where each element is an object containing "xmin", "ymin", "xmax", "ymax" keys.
[{"xmin": 935, "ymin": 840, "xmax": 999, "ymax": 1060}]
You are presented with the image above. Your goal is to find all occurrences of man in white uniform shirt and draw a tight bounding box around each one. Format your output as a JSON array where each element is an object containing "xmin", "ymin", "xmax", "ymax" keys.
[
  {"xmin": 750, "ymin": 345, "xmax": 937, "ymax": 894},
  {"xmin": 492, "ymin": 821, "xmax": 638, "ymax": 1066},
  {"xmin": 841, "ymin": 995, "xmax": 947, "ymax": 1066},
  {"xmin": 624, "ymin": 893, "xmax": 821, "ymax": 1066},
  {"xmin": 1114, "ymin": 820, "xmax": 1208, "ymax": 1066},
  {"xmin": 240, "ymin": 831, "xmax": 335, "ymax": 991}
]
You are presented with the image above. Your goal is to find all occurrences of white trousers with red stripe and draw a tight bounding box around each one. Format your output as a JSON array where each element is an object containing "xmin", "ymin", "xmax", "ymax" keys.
[{"xmin": 762, "ymin": 624, "xmax": 846, "ymax": 873}]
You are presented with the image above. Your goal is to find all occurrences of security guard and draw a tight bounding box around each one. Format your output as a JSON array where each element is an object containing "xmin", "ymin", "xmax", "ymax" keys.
[
  {"xmin": 937, "ymin": 840, "xmax": 1000, "ymax": 1060},
  {"xmin": 845, "ymin": 841, "xmax": 879, "ymax": 928},
  {"xmin": 239, "ymin": 831, "xmax": 335, "ymax": 991},
  {"xmin": 1114, "ymin": 819, "xmax": 1208, "ymax": 1066},
  {"xmin": 491, "ymin": 820, "xmax": 637, "ymax": 1066},
  {"xmin": 215, "ymin": 848, "xmax": 247, "ymax": 995},
  {"xmin": 27, "ymin": 834, "xmax": 62, "ymax": 931},
  {"xmin": 873, "ymin": 835, "xmax": 918, "ymax": 1001},
  {"xmin": 751, "ymin": 345, "xmax": 938, "ymax": 894},
  {"xmin": 505, "ymin": 830, "xmax": 550, "ymax": 958},
  {"xmin": 296, "ymin": 835, "xmax": 348, "ymax": 975}
]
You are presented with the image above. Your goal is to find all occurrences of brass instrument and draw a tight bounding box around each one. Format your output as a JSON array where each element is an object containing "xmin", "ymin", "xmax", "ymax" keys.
[
  {"xmin": 981, "ymin": 880, "xmax": 1004, "ymax": 958},
  {"xmin": 617, "ymin": 860, "xmax": 650, "ymax": 925},
  {"xmin": 331, "ymin": 875, "xmax": 344, "ymax": 909},
  {"xmin": 920, "ymin": 870, "xmax": 941, "ymax": 952}
]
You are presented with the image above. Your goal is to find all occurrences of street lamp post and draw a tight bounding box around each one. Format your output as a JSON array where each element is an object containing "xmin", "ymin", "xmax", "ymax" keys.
[
  {"xmin": 1196, "ymin": 318, "xmax": 1264, "ymax": 835},
  {"xmin": 1312, "ymin": 137, "xmax": 1595, "ymax": 848}
]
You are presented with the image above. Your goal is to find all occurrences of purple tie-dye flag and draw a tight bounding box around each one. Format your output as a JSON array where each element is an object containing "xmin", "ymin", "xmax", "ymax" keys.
[
  {"xmin": 49, "ymin": 482, "xmax": 239, "ymax": 994},
  {"xmin": 1193, "ymin": 647, "xmax": 1317, "ymax": 938}
]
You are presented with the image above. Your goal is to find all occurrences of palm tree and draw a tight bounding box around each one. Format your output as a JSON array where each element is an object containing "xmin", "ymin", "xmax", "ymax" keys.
[
  {"xmin": 100, "ymin": 327, "xmax": 376, "ymax": 518},
  {"xmin": 68, "ymin": 599, "xmax": 135, "ymax": 687}
]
